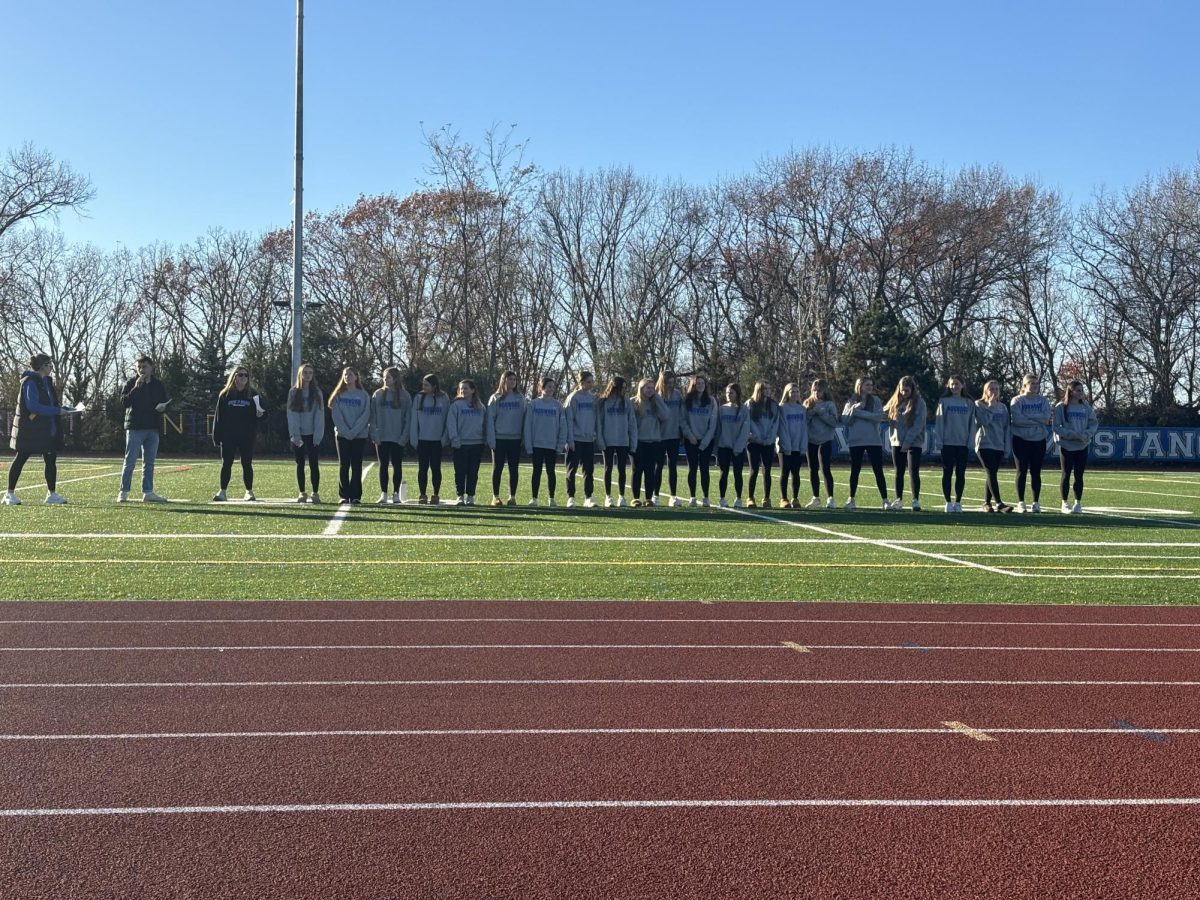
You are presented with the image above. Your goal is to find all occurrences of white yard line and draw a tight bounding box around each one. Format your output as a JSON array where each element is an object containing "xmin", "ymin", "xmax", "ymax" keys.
[
  {"xmin": 12, "ymin": 468, "xmax": 122, "ymax": 493},
  {"xmin": 3, "ymin": 643, "xmax": 1198, "ymax": 653},
  {"xmin": 1089, "ymin": 486, "xmax": 1200, "ymax": 500},
  {"xmin": 322, "ymin": 463, "xmax": 375, "ymax": 536}
]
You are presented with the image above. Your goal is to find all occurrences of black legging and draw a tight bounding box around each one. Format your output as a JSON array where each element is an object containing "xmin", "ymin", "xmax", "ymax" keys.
[
  {"xmin": 8, "ymin": 451, "xmax": 57, "ymax": 492},
  {"xmin": 659, "ymin": 439, "xmax": 679, "ymax": 496},
  {"xmin": 336, "ymin": 435, "xmax": 365, "ymax": 501},
  {"xmin": 808, "ymin": 441, "xmax": 834, "ymax": 498},
  {"xmin": 220, "ymin": 436, "xmax": 255, "ymax": 491},
  {"xmin": 979, "ymin": 448, "xmax": 1006, "ymax": 506},
  {"xmin": 566, "ymin": 441, "xmax": 595, "ymax": 498},
  {"xmin": 603, "ymin": 446, "xmax": 629, "ymax": 495},
  {"xmin": 717, "ymin": 447, "xmax": 745, "ymax": 499},
  {"xmin": 941, "ymin": 445, "xmax": 967, "ymax": 503},
  {"xmin": 293, "ymin": 434, "xmax": 320, "ymax": 493},
  {"xmin": 531, "ymin": 447, "xmax": 557, "ymax": 498},
  {"xmin": 453, "ymin": 444, "xmax": 484, "ymax": 497},
  {"xmin": 779, "ymin": 451, "xmax": 805, "ymax": 501},
  {"xmin": 491, "ymin": 438, "xmax": 521, "ymax": 497},
  {"xmin": 1012, "ymin": 436, "xmax": 1045, "ymax": 502},
  {"xmin": 1060, "ymin": 448, "xmax": 1088, "ymax": 502},
  {"xmin": 417, "ymin": 439, "xmax": 443, "ymax": 497},
  {"xmin": 747, "ymin": 443, "xmax": 774, "ymax": 500},
  {"xmin": 376, "ymin": 441, "xmax": 403, "ymax": 493},
  {"xmin": 848, "ymin": 445, "xmax": 888, "ymax": 500},
  {"xmin": 633, "ymin": 442, "xmax": 659, "ymax": 501},
  {"xmin": 684, "ymin": 441, "xmax": 712, "ymax": 498},
  {"xmin": 892, "ymin": 446, "xmax": 923, "ymax": 499}
]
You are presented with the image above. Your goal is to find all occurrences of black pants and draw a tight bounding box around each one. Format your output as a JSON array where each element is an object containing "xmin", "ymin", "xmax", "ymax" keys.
[
  {"xmin": 453, "ymin": 444, "xmax": 484, "ymax": 496},
  {"xmin": 417, "ymin": 439, "xmax": 443, "ymax": 497},
  {"xmin": 8, "ymin": 451, "xmax": 56, "ymax": 492},
  {"xmin": 892, "ymin": 446, "xmax": 923, "ymax": 499},
  {"xmin": 220, "ymin": 436, "xmax": 255, "ymax": 491},
  {"xmin": 531, "ymin": 447, "xmax": 557, "ymax": 498},
  {"xmin": 293, "ymin": 435, "xmax": 320, "ymax": 493},
  {"xmin": 747, "ymin": 443, "xmax": 775, "ymax": 500},
  {"xmin": 603, "ymin": 446, "xmax": 629, "ymax": 495},
  {"xmin": 492, "ymin": 438, "xmax": 521, "ymax": 497},
  {"xmin": 336, "ymin": 436, "xmax": 365, "ymax": 501},
  {"xmin": 979, "ymin": 448, "xmax": 1006, "ymax": 506},
  {"xmin": 808, "ymin": 441, "xmax": 834, "ymax": 497},
  {"xmin": 659, "ymin": 439, "xmax": 679, "ymax": 495},
  {"xmin": 376, "ymin": 441, "xmax": 403, "ymax": 493},
  {"xmin": 780, "ymin": 451, "xmax": 805, "ymax": 500},
  {"xmin": 717, "ymin": 447, "xmax": 745, "ymax": 498},
  {"xmin": 633, "ymin": 442, "xmax": 659, "ymax": 501},
  {"xmin": 566, "ymin": 441, "xmax": 595, "ymax": 498},
  {"xmin": 848, "ymin": 445, "xmax": 887, "ymax": 500},
  {"xmin": 684, "ymin": 441, "xmax": 712, "ymax": 498},
  {"xmin": 1012, "ymin": 436, "xmax": 1045, "ymax": 502},
  {"xmin": 941, "ymin": 445, "xmax": 967, "ymax": 503},
  {"xmin": 1060, "ymin": 448, "xmax": 1088, "ymax": 502}
]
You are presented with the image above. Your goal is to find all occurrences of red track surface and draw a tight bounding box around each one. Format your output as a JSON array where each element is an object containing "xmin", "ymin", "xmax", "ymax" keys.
[{"xmin": 1, "ymin": 600, "xmax": 1198, "ymax": 898}]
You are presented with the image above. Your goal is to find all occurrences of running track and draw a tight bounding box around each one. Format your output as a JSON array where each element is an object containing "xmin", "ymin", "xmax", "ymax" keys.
[{"xmin": 1, "ymin": 600, "xmax": 1198, "ymax": 898}]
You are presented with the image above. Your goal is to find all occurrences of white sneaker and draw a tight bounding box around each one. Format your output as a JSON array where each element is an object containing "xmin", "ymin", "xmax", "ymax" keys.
[
  {"xmin": 45, "ymin": 492, "xmax": 66, "ymax": 505},
  {"xmin": 882, "ymin": 500, "xmax": 892, "ymax": 511},
  {"xmin": 955, "ymin": 502, "xmax": 964, "ymax": 513},
  {"xmin": 116, "ymin": 491, "xmax": 129, "ymax": 503},
  {"xmin": 566, "ymin": 497, "xmax": 577, "ymax": 508},
  {"xmin": 455, "ymin": 495, "xmax": 465, "ymax": 506},
  {"xmin": 670, "ymin": 496, "xmax": 681, "ymax": 508},
  {"xmin": 1072, "ymin": 501, "xmax": 1083, "ymax": 514},
  {"xmin": 2, "ymin": 491, "xmax": 20, "ymax": 506},
  {"xmin": 243, "ymin": 490, "xmax": 256, "ymax": 502},
  {"xmin": 311, "ymin": 492, "xmax": 322, "ymax": 504},
  {"xmin": 719, "ymin": 498, "xmax": 729, "ymax": 508},
  {"xmin": 1016, "ymin": 501, "xmax": 1028, "ymax": 514},
  {"xmin": 548, "ymin": 497, "xmax": 557, "ymax": 508},
  {"xmin": 701, "ymin": 497, "xmax": 710, "ymax": 507},
  {"xmin": 806, "ymin": 497, "xmax": 821, "ymax": 509},
  {"xmin": 689, "ymin": 497, "xmax": 698, "ymax": 507},
  {"xmin": 649, "ymin": 497, "xmax": 659, "ymax": 507},
  {"xmin": 212, "ymin": 490, "xmax": 227, "ymax": 502},
  {"xmin": 733, "ymin": 498, "xmax": 743, "ymax": 508},
  {"xmin": 826, "ymin": 497, "xmax": 836, "ymax": 510},
  {"xmin": 296, "ymin": 492, "xmax": 308, "ymax": 503},
  {"xmin": 466, "ymin": 494, "xmax": 475, "ymax": 505},
  {"xmin": 143, "ymin": 492, "xmax": 167, "ymax": 503},
  {"xmin": 843, "ymin": 498, "xmax": 856, "ymax": 510},
  {"xmin": 618, "ymin": 496, "xmax": 628, "ymax": 507},
  {"xmin": 605, "ymin": 496, "xmax": 614, "ymax": 508},
  {"xmin": 378, "ymin": 492, "xmax": 390, "ymax": 504},
  {"xmin": 944, "ymin": 502, "xmax": 954, "ymax": 513},
  {"xmin": 889, "ymin": 498, "xmax": 903, "ymax": 511},
  {"xmin": 583, "ymin": 497, "xmax": 596, "ymax": 508},
  {"xmin": 1031, "ymin": 502, "xmax": 1042, "ymax": 514},
  {"xmin": 528, "ymin": 498, "xmax": 538, "ymax": 507},
  {"xmin": 1061, "ymin": 501, "xmax": 1073, "ymax": 514},
  {"xmin": 391, "ymin": 492, "xmax": 400, "ymax": 504},
  {"xmin": 912, "ymin": 499, "xmax": 921, "ymax": 511}
]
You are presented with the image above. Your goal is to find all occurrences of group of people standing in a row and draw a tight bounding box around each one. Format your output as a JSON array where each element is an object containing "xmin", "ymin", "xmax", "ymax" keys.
[{"xmin": 4, "ymin": 353, "xmax": 1099, "ymax": 515}]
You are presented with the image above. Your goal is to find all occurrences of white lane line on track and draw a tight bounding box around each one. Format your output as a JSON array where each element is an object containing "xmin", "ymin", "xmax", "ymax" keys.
[
  {"xmin": 3, "ymin": 678, "xmax": 1200, "ymax": 689},
  {"xmin": 2, "ymin": 726, "xmax": 1199, "ymax": 742},
  {"xmin": 4, "ymin": 797, "xmax": 1200, "ymax": 817},
  {"xmin": 3, "ymin": 643, "xmax": 1200, "ymax": 653},
  {"xmin": 322, "ymin": 462, "xmax": 375, "ymax": 537}
]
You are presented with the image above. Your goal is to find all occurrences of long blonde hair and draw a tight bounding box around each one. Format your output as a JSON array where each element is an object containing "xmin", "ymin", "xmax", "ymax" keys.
[
  {"xmin": 219, "ymin": 366, "xmax": 254, "ymax": 399},
  {"xmin": 327, "ymin": 366, "xmax": 361, "ymax": 408},
  {"xmin": 884, "ymin": 375, "xmax": 921, "ymax": 426},
  {"xmin": 632, "ymin": 377, "xmax": 657, "ymax": 417},
  {"xmin": 780, "ymin": 382, "xmax": 801, "ymax": 405},
  {"xmin": 804, "ymin": 378, "xmax": 833, "ymax": 410},
  {"xmin": 289, "ymin": 363, "xmax": 322, "ymax": 411}
]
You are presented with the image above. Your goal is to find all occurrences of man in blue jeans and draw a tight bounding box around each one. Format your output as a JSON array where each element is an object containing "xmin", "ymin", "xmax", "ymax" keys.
[{"xmin": 118, "ymin": 357, "xmax": 171, "ymax": 503}]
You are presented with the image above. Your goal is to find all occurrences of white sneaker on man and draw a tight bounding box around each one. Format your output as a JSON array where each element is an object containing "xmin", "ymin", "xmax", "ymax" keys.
[
  {"xmin": 45, "ymin": 492, "xmax": 66, "ymax": 505},
  {"xmin": 584, "ymin": 497, "xmax": 596, "ymax": 508},
  {"xmin": 2, "ymin": 491, "xmax": 20, "ymax": 506},
  {"xmin": 566, "ymin": 497, "xmax": 576, "ymax": 508},
  {"xmin": 1072, "ymin": 501, "xmax": 1083, "ymax": 514},
  {"xmin": 117, "ymin": 491, "xmax": 129, "ymax": 503},
  {"xmin": 1061, "ymin": 501, "xmax": 1073, "ymax": 514},
  {"xmin": 843, "ymin": 498, "xmax": 856, "ymax": 510},
  {"xmin": 1016, "ymin": 500, "xmax": 1028, "ymax": 513},
  {"xmin": 143, "ymin": 492, "xmax": 167, "ymax": 503}
]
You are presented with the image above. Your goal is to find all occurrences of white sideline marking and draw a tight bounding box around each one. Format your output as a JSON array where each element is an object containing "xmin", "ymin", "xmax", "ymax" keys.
[
  {"xmin": 3, "ymin": 677, "xmax": 1199, "ymax": 689},
  {"xmin": 322, "ymin": 463, "xmax": 375, "ymax": 536},
  {"xmin": 1088, "ymin": 485, "xmax": 1200, "ymax": 500},
  {"xmin": 2, "ymin": 726, "xmax": 1198, "ymax": 742},
  {"xmin": 3, "ymin": 797, "xmax": 1200, "ymax": 817},
  {"xmin": 4, "ymin": 643, "xmax": 1200, "ymax": 653},
  {"xmin": 12, "ymin": 469, "xmax": 121, "ymax": 493}
]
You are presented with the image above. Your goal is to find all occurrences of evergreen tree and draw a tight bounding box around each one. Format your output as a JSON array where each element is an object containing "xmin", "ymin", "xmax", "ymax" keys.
[{"xmin": 834, "ymin": 301, "xmax": 938, "ymax": 403}]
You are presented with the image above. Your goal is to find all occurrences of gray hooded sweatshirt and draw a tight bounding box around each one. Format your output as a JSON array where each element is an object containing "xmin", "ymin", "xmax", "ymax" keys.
[
  {"xmin": 369, "ymin": 387, "xmax": 411, "ymax": 445},
  {"xmin": 935, "ymin": 396, "xmax": 975, "ymax": 449},
  {"xmin": 1053, "ymin": 401, "xmax": 1099, "ymax": 452},
  {"xmin": 330, "ymin": 387, "xmax": 370, "ymax": 440},
  {"xmin": 447, "ymin": 398, "xmax": 487, "ymax": 447},
  {"xmin": 524, "ymin": 397, "xmax": 567, "ymax": 452},
  {"xmin": 287, "ymin": 387, "xmax": 326, "ymax": 444},
  {"xmin": 598, "ymin": 396, "xmax": 638, "ymax": 452}
]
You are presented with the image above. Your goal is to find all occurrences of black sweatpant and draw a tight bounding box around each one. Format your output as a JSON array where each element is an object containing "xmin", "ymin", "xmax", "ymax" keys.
[
  {"xmin": 659, "ymin": 439, "xmax": 679, "ymax": 496},
  {"xmin": 941, "ymin": 445, "xmax": 967, "ymax": 503},
  {"xmin": 417, "ymin": 439, "xmax": 443, "ymax": 497},
  {"xmin": 293, "ymin": 435, "xmax": 320, "ymax": 493},
  {"xmin": 979, "ymin": 448, "xmax": 1006, "ymax": 506},
  {"xmin": 1012, "ymin": 435, "xmax": 1045, "ymax": 502},
  {"xmin": 808, "ymin": 441, "xmax": 834, "ymax": 497},
  {"xmin": 531, "ymin": 447, "xmax": 557, "ymax": 498},
  {"xmin": 8, "ymin": 451, "xmax": 57, "ymax": 493},
  {"xmin": 747, "ymin": 443, "xmax": 775, "ymax": 500},
  {"xmin": 633, "ymin": 442, "xmax": 659, "ymax": 501},
  {"xmin": 376, "ymin": 441, "xmax": 403, "ymax": 493},
  {"xmin": 717, "ymin": 447, "xmax": 745, "ymax": 499},
  {"xmin": 603, "ymin": 446, "xmax": 629, "ymax": 496},
  {"xmin": 892, "ymin": 446, "xmax": 923, "ymax": 499},
  {"xmin": 491, "ymin": 437, "xmax": 521, "ymax": 498},
  {"xmin": 336, "ymin": 435, "xmax": 365, "ymax": 501},
  {"xmin": 684, "ymin": 441, "xmax": 712, "ymax": 498},
  {"xmin": 848, "ymin": 445, "xmax": 888, "ymax": 500},
  {"xmin": 566, "ymin": 441, "xmax": 595, "ymax": 498},
  {"xmin": 780, "ymin": 451, "xmax": 805, "ymax": 501},
  {"xmin": 1060, "ymin": 448, "xmax": 1088, "ymax": 502},
  {"xmin": 220, "ymin": 436, "xmax": 255, "ymax": 491},
  {"xmin": 453, "ymin": 443, "xmax": 484, "ymax": 497}
]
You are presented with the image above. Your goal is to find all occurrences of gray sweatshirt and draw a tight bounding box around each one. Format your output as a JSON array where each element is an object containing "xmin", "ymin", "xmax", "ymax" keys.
[
  {"xmin": 411, "ymin": 391, "xmax": 450, "ymax": 445},
  {"xmin": 447, "ymin": 398, "xmax": 487, "ymax": 447},
  {"xmin": 659, "ymin": 388, "xmax": 684, "ymax": 440},
  {"xmin": 330, "ymin": 388, "xmax": 370, "ymax": 440},
  {"xmin": 974, "ymin": 400, "xmax": 1011, "ymax": 454},
  {"xmin": 888, "ymin": 396, "xmax": 928, "ymax": 450},
  {"xmin": 565, "ymin": 389, "xmax": 599, "ymax": 444},
  {"xmin": 1053, "ymin": 401, "xmax": 1099, "ymax": 452},
  {"xmin": 935, "ymin": 396, "xmax": 975, "ymax": 449},
  {"xmin": 717, "ymin": 403, "xmax": 750, "ymax": 453},
  {"xmin": 524, "ymin": 397, "xmax": 567, "ymax": 452},
  {"xmin": 805, "ymin": 400, "xmax": 840, "ymax": 445},
  {"xmin": 598, "ymin": 397, "xmax": 638, "ymax": 452},
  {"xmin": 634, "ymin": 395, "xmax": 669, "ymax": 444},
  {"xmin": 1010, "ymin": 394, "xmax": 1053, "ymax": 442},
  {"xmin": 842, "ymin": 396, "xmax": 886, "ymax": 448},
  {"xmin": 746, "ymin": 400, "xmax": 780, "ymax": 447},
  {"xmin": 777, "ymin": 401, "xmax": 809, "ymax": 455},
  {"xmin": 368, "ymin": 388, "xmax": 411, "ymax": 445},
  {"xmin": 487, "ymin": 392, "xmax": 527, "ymax": 446},
  {"xmin": 286, "ymin": 387, "xmax": 325, "ymax": 444},
  {"xmin": 681, "ymin": 396, "xmax": 718, "ymax": 448}
]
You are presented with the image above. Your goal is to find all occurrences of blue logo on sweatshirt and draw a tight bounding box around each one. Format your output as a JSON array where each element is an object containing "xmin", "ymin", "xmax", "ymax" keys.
[
  {"xmin": 533, "ymin": 407, "xmax": 558, "ymax": 417},
  {"xmin": 420, "ymin": 403, "xmax": 442, "ymax": 414},
  {"xmin": 338, "ymin": 396, "xmax": 363, "ymax": 407},
  {"xmin": 497, "ymin": 400, "xmax": 522, "ymax": 410},
  {"xmin": 460, "ymin": 407, "xmax": 482, "ymax": 417}
]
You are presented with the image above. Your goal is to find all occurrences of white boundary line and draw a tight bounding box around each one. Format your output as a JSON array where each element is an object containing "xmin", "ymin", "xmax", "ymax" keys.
[
  {"xmin": 3, "ymin": 797, "xmax": 1199, "ymax": 817},
  {"xmin": 322, "ymin": 463, "xmax": 375, "ymax": 536},
  {"xmin": 3, "ymin": 643, "xmax": 1199, "ymax": 653},
  {"xmin": 11, "ymin": 468, "xmax": 122, "ymax": 493},
  {"xmin": 3, "ymin": 677, "xmax": 1199, "ymax": 688}
]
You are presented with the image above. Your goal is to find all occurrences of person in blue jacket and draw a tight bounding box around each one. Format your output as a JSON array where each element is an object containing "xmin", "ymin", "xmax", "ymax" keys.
[{"xmin": 4, "ymin": 354, "xmax": 82, "ymax": 505}]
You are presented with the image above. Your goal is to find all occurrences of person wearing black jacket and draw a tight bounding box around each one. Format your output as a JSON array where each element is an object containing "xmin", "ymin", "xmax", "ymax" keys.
[
  {"xmin": 4, "ymin": 353, "xmax": 82, "ymax": 506},
  {"xmin": 118, "ymin": 356, "xmax": 171, "ymax": 503},
  {"xmin": 212, "ymin": 366, "xmax": 263, "ymax": 501}
]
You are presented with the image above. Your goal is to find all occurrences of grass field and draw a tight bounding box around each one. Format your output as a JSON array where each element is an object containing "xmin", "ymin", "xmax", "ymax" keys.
[{"xmin": 1, "ymin": 456, "xmax": 1199, "ymax": 603}]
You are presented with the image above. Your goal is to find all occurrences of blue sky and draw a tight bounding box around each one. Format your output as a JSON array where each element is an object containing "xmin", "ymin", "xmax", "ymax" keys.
[{"xmin": 2, "ymin": 0, "xmax": 1196, "ymax": 250}]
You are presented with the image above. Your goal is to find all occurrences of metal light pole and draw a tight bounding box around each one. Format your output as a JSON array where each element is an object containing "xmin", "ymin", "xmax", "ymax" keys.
[{"xmin": 290, "ymin": 0, "xmax": 304, "ymax": 381}]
